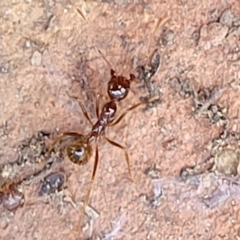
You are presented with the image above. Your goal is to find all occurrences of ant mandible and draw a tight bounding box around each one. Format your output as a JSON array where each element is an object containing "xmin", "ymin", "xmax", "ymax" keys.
[{"xmin": 48, "ymin": 68, "xmax": 143, "ymax": 209}]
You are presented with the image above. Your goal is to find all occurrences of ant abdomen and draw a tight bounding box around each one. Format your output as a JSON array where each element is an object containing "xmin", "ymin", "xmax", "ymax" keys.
[
  {"xmin": 67, "ymin": 141, "xmax": 92, "ymax": 165},
  {"xmin": 107, "ymin": 69, "xmax": 135, "ymax": 101}
]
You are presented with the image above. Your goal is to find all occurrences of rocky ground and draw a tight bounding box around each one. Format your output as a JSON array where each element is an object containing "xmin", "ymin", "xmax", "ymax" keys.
[{"xmin": 1, "ymin": 0, "xmax": 240, "ymax": 239}]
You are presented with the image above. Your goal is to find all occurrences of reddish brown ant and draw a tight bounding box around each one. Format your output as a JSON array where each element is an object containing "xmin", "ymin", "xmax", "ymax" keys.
[
  {"xmin": 48, "ymin": 9, "xmax": 170, "ymax": 239},
  {"xmin": 0, "ymin": 181, "xmax": 24, "ymax": 211},
  {"xmin": 48, "ymin": 68, "xmax": 143, "ymax": 209}
]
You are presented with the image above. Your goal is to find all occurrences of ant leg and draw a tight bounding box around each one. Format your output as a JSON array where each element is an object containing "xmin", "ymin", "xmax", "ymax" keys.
[
  {"xmin": 83, "ymin": 140, "xmax": 99, "ymax": 209},
  {"xmin": 76, "ymin": 8, "xmax": 86, "ymax": 21},
  {"xmin": 72, "ymin": 142, "xmax": 97, "ymax": 240},
  {"xmin": 95, "ymin": 93, "xmax": 109, "ymax": 118},
  {"xmin": 109, "ymin": 102, "xmax": 143, "ymax": 127},
  {"xmin": 48, "ymin": 132, "xmax": 83, "ymax": 154},
  {"xmin": 95, "ymin": 93, "xmax": 101, "ymax": 119},
  {"xmin": 104, "ymin": 136, "xmax": 135, "ymax": 183},
  {"xmin": 97, "ymin": 48, "xmax": 113, "ymax": 70},
  {"xmin": 66, "ymin": 91, "xmax": 93, "ymax": 126}
]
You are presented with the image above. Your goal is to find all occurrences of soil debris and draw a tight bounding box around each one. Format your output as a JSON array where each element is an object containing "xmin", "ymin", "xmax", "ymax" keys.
[
  {"xmin": 38, "ymin": 172, "xmax": 65, "ymax": 196},
  {"xmin": 0, "ymin": 66, "xmax": 8, "ymax": 74},
  {"xmin": 31, "ymin": 50, "xmax": 42, "ymax": 66},
  {"xmin": 102, "ymin": 212, "xmax": 127, "ymax": 240},
  {"xmin": 159, "ymin": 28, "xmax": 176, "ymax": 46},
  {"xmin": 0, "ymin": 130, "xmax": 63, "ymax": 210},
  {"xmin": 137, "ymin": 49, "xmax": 161, "ymax": 109},
  {"xmin": 180, "ymin": 129, "xmax": 240, "ymax": 179},
  {"xmin": 214, "ymin": 148, "xmax": 240, "ymax": 176},
  {"xmin": 199, "ymin": 22, "xmax": 229, "ymax": 49},
  {"xmin": 193, "ymin": 86, "xmax": 227, "ymax": 125},
  {"xmin": 17, "ymin": 131, "xmax": 51, "ymax": 165},
  {"xmin": 169, "ymin": 77, "xmax": 194, "ymax": 98},
  {"xmin": 144, "ymin": 164, "xmax": 162, "ymax": 179},
  {"xmin": 148, "ymin": 179, "xmax": 163, "ymax": 208}
]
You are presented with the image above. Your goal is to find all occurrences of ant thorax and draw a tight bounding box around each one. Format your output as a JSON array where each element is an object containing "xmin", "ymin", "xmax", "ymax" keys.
[{"xmin": 91, "ymin": 100, "xmax": 117, "ymax": 137}]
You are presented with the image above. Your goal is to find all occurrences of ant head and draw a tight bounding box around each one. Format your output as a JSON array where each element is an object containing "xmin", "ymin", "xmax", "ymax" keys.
[
  {"xmin": 107, "ymin": 69, "xmax": 135, "ymax": 101},
  {"xmin": 67, "ymin": 136, "xmax": 92, "ymax": 165},
  {"xmin": 0, "ymin": 181, "xmax": 24, "ymax": 211}
]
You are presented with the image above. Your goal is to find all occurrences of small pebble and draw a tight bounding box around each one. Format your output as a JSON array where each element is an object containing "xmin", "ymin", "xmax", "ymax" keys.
[
  {"xmin": 0, "ymin": 66, "xmax": 8, "ymax": 74},
  {"xmin": 31, "ymin": 51, "xmax": 42, "ymax": 66},
  {"xmin": 38, "ymin": 172, "xmax": 65, "ymax": 196}
]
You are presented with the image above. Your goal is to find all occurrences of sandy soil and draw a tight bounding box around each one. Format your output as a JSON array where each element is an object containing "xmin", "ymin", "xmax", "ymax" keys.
[{"xmin": 1, "ymin": 0, "xmax": 240, "ymax": 239}]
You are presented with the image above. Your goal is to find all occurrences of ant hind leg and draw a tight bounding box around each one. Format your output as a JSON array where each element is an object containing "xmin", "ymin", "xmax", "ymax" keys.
[
  {"xmin": 104, "ymin": 136, "xmax": 136, "ymax": 183},
  {"xmin": 73, "ymin": 140, "xmax": 99, "ymax": 239},
  {"xmin": 84, "ymin": 140, "xmax": 99, "ymax": 208},
  {"xmin": 48, "ymin": 132, "xmax": 84, "ymax": 154},
  {"xmin": 109, "ymin": 102, "xmax": 143, "ymax": 127}
]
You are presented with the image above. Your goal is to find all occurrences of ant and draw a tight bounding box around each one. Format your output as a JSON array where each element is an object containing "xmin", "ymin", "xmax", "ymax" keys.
[
  {"xmin": 48, "ymin": 68, "xmax": 143, "ymax": 209},
  {"xmin": 48, "ymin": 9, "xmax": 169, "ymax": 239},
  {"xmin": 0, "ymin": 180, "xmax": 24, "ymax": 211}
]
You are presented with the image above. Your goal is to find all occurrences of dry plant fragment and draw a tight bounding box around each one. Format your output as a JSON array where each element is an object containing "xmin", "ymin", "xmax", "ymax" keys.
[
  {"xmin": 169, "ymin": 78, "xmax": 227, "ymax": 124},
  {"xmin": 0, "ymin": 122, "xmax": 10, "ymax": 140},
  {"xmin": 144, "ymin": 164, "xmax": 161, "ymax": 179},
  {"xmin": 77, "ymin": 201, "xmax": 99, "ymax": 221},
  {"xmin": 149, "ymin": 179, "xmax": 163, "ymax": 208},
  {"xmin": 142, "ymin": 168, "xmax": 163, "ymax": 208},
  {"xmin": 102, "ymin": 212, "xmax": 127, "ymax": 240},
  {"xmin": 194, "ymin": 87, "xmax": 226, "ymax": 114},
  {"xmin": 137, "ymin": 49, "xmax": 161, "ymax": 108},
  {"xmin": 137, "ymin": 49, "xmax": 160, "ymax": 88},
  {"xmin": 169, "ymin": 77, "xmax": 194, "ymax": 98},
  {"xmin": 193, "ymin": 86, "xmax": 227, "ymax": 125},
  {"xmin": 180, "ymin": 160, "xmax": 214, "ymax": 180},
  {"xmin": 159, "ymin": 28, "xmax": 176, "ymax": 46},
  {"xmin": 207, "ymin": 104, "xmax": 227, "ymax": 125}
]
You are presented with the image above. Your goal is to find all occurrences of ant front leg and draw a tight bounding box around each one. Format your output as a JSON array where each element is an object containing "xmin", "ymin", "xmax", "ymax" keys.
[
  {"xmin": 104, "ymin": 136, "xmax": 136, "ymax": 183},
  {"xmin": 95, "ymin": 93, "xmax": 110, "ymax": 118},
  {"xmin": 109, "ymin": 101, "xmax": 143, "ymax": 127},
  {"xmin": 66, "ymin": 91, "xmax": 93, "ymax": 126}
]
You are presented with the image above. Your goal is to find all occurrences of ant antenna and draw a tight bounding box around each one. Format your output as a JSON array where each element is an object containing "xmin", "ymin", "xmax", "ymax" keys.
[
  {"xmin": 76, "ymin": 7, "xmax": 116, "ymax": 74},
  {"xmin": 128, "ymin": 15, "xmax": 170, "ymax": 75},
  {"xmin": 97, "ymin": 48, "xmax": 114, "ymax": 70},
  {"xmin": 146, "ymin": 15, "xmax": 170, "ymax": 64},
  {"xmin": 76, "ymin": 8, "xmax": 86, "ymax": 21}
]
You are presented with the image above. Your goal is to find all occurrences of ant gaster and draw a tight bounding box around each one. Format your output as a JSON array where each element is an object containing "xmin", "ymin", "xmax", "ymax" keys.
[{"xmin": 48, "ymin": 68, "xmax": 142, "ymax": 208}]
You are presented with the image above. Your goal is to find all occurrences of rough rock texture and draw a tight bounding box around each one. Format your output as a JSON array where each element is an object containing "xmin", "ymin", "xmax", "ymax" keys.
[{"xmin": 1, "ymin": 1, "xmax": 240, "ymax": 239}]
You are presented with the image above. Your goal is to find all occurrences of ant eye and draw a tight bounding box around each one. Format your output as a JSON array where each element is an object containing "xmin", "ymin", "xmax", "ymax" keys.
[{"xmin": 74, "ymin": 147, "xmax": 84, "ymax": 158}]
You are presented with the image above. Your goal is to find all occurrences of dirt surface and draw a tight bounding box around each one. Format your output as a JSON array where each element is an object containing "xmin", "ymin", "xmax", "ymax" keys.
[{"xmin": 1, "ymin": 0, "xmax": 240, "ymax": 240}]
